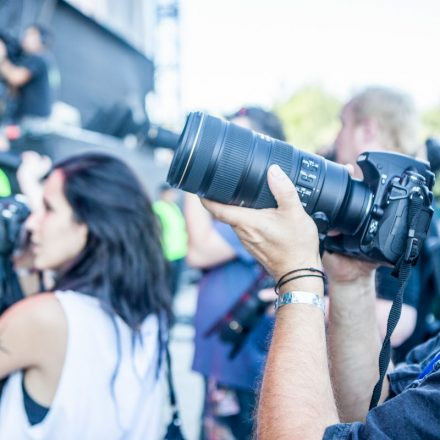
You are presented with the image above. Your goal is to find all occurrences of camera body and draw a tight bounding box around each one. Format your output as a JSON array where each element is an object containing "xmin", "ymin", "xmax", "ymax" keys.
[
  {"xmin": 168, "ymin": 112, "xmax": 434, "ymax": 266},
  {"xmin": 0, "ymin": 195, "xmax": 29, "ymax": 315},
  {"xmin": 0, "ymin": 195, "xmax": 30, "ymax": 255},
  {"xmin": 324, "ymin": 151, "xmax": 434, "ymax": 264}
]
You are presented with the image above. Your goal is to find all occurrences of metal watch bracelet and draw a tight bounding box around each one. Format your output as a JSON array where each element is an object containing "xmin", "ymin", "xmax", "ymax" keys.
[{"xmin": 274, "ymin": 291, "xmax": 325, "ymax": 314}]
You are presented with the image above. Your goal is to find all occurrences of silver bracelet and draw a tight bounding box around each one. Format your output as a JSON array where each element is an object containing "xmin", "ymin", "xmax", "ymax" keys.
[{"xmin": 274, "ymin": 291, "xmax": 325, "ymax": 314}]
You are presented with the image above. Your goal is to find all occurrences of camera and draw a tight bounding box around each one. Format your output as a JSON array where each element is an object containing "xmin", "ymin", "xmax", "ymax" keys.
[
  {"xmin": 167, "ymin": 112, "xmax": 434, "ymax": 266},
  {"xmin": 0, "ymin": 195, "xmax": 30, "ymax": 315},
  {"xmin": 0, "ymin": 195, "xmax": 30, "ymax": 255},
  {"xmin": 86, "ymin": 104, "xmax": 180, "ymax": 150},
  {"xmin": 205, "ymin": 270, "xmax": 274, "ymax": 358}
]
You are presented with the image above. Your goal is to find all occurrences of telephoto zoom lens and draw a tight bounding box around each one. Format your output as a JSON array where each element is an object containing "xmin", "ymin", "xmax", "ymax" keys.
[{"xmin": 167, "ymin": 112, "xmax": 372, "ymax": 235}]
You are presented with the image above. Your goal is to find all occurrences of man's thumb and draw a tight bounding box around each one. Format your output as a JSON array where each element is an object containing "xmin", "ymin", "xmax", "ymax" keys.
[{"xmin": 267, "ymin": 164, "xmax": 300, "ymax": 209}]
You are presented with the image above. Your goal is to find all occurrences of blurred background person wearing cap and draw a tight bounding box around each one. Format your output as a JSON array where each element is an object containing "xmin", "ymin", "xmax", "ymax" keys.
[
  {"xmin": 184, "ymin": 107, "xmax": 286, "ymax": 440},
  {"xmin": 153, "ymin": 183, "xmax": 188, "ymax": 298}
]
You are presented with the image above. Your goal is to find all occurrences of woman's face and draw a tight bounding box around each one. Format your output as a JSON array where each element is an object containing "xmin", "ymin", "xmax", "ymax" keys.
[
  {"xmin": 230, "ymin": 115, "xmax": 255, "ymax": 130},
  {"xmin": 26, "ymin": 170, "xmax": 88, "ymax": 271}
]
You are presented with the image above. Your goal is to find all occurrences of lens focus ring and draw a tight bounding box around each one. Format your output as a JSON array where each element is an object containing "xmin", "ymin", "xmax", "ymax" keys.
[{"xmin": 206, "ymin": 124, "xmax": 253, "ymax": 203}]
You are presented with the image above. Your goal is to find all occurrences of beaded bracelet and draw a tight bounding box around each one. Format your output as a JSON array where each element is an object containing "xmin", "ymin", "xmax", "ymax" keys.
[{"xmin": 275, "ymin": 268, "xmax": 326, "ymax": 295}]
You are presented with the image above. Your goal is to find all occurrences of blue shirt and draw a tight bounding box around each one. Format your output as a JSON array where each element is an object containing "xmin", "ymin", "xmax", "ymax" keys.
[
  {"xmin": 192, "ymin": 221, "xmax": 274, "ymax": 390},
  {"xmin": 324, "ymin": 333, "xmax": 440, "ymax": 439},
  {"xmin": 15, "ymin": 53, "xmax": 51, "ymax": 119}
]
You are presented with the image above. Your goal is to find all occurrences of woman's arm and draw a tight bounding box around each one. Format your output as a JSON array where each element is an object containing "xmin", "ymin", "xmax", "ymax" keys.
[{"xmin": 0, "ymin": 294, "xmax": 66, "ymax": 381}]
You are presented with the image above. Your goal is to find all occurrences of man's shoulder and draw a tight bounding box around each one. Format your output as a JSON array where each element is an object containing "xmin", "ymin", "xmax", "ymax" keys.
[
  {"xmin": 388, "ymin": 333, "xmax": 440, "ymax": 395},
  {"xmin": 405, "ymin": 333, "xmax": 440, "ymax": 364}
]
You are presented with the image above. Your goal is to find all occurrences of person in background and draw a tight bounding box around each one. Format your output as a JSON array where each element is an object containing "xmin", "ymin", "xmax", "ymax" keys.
[
  {"xmin": 333, "ymin": 86, "xmax": 425, "ymax": 355},
  {"xmin": 0, "ymin": 129, "xmax": 19, "ymax": 197},
  {"xmin": 153, "ymin": 183, "xmax": 188, "ymax": 297},
  {"xmin": 185, "ymin": 107, "xmax": 285, "ymax": 439},
  {"xmin": 0, "ymin": 24, "xmax": 54, "ymax": 124},
  {"xmin": 0, "ymin": 167, "xmax": 11, "ymax": 196},
  {"xmin": 0, "ymin": 152, "xmax": 172, "ymax": 439}
]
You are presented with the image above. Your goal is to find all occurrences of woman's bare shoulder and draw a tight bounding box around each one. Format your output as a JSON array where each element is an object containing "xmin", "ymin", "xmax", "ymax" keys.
[
  {"xmin": 1, "ymin": 293, "xmax": 66, "ymax": 330},
  {"xmin": 0, "ymin": 293, "xmax": 67, "ymax": 378}
]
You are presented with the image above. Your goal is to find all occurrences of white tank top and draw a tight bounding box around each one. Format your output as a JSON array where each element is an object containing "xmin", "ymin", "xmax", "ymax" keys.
[{"xmin": 0, "ymin": 290, "xmax": 165, "ymax": 440}]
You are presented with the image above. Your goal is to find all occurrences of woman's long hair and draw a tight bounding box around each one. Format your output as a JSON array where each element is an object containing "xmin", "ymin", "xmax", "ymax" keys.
[{"xmin": 51, "ymin": 152, "xmax": 172, "ymax": 330}]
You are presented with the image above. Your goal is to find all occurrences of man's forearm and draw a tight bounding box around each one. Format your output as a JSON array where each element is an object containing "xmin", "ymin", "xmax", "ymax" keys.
[
  {"xmin": 258, "ymin": 277, "xmax": 339, "ymax": 440},
  {"xmin": 327, "ymin": 273, "xmax": 387, "ymax": 422}
]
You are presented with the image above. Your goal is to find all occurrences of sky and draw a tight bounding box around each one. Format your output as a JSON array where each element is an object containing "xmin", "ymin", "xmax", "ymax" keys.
[{"xmin": 177, "ymin": 0, "xmax": 440, "ymax": 117}]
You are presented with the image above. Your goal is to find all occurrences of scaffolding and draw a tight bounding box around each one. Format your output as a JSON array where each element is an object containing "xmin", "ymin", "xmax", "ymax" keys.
[{"xmin": 148, "ymin": 0, "xmax": 182, "ymax": 130}]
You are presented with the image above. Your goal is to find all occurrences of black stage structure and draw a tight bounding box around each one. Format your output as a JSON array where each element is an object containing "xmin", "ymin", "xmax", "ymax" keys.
[{"xmin": 0, "ymin": 0, "xmax": 169, "ymax": 194}]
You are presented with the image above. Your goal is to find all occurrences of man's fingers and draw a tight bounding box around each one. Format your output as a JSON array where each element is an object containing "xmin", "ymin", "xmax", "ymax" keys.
[
  {"xmin": 267, "ymin": 164, "xmax": 301, "ymax": 210},
  {"xmin": 344, "ymin": 163, "xmax": 355, "ymax": 177},
  {"xmin": 201, "ymin": 198, "xmax": 255, "ymax": 226}
]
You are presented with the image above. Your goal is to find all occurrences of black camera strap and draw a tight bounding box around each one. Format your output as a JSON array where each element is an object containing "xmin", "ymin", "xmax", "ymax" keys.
[
  {"xmin": 204, "ymin": 268, "xmax": 269, "ymax": 339},
  {"xmin": 369, "ymin": 190, "xmax": 425, "ymax": 409},
  {"xmin": 164, "ymin": 344, "xmax": 186, "ymax": 440}
]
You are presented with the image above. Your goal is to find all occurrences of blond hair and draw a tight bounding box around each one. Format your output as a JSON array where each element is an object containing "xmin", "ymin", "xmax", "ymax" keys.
[{"xmin": 349, "ymin": 86, "xmax": 419, "ymax": 156}]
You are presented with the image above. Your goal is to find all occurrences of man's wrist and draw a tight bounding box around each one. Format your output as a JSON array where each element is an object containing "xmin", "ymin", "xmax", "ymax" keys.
[
  {"xmin": 330, "ymin": 271, "xmax": 375, "ymax": 289},
  {"xmin": 273, "ymin": 258, "xmax": 322, "ymax": 283},
  {"xmin": 278, "ymin": 276, "xmax": 324, "ymax": 297},
  {"xmin": 274, "ymin": 258, "xmax": 323, "ymax": 294},
  {"xmin": 329, "ymin": 273, "xmax": 376, "ymax": 306}
]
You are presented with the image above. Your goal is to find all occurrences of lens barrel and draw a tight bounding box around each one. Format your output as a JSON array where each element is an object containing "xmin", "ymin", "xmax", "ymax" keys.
[{"xmin": 167, "ymin": 112, "xmax": 371, "ymax": 234}]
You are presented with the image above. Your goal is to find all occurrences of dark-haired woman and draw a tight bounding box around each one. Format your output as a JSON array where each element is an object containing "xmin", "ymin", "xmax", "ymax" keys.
[{"xmin": 0, "ymin": 153, "xmax": 172, "ymax": 439}]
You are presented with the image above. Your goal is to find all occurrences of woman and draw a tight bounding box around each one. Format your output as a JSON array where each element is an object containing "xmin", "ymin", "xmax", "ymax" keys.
[{"xmin": 0, "ymin": 152, "xmax": 172, "ymax": 439}]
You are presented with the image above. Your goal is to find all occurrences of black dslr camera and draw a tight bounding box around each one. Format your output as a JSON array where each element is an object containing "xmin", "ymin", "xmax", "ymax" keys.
[
  {"xmin": 0, "ymin": 195, "xmax": 30, "ymax": 315},
  {"xmin": 167, "ymin": 112, "xmax": 434, "ymax": 267}
]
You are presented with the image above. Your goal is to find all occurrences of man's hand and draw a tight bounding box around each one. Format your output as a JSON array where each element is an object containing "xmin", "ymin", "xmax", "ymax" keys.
[
  {"xmin": 202, "ymin": 164, "xmax": 321, "ymax": 281},
  {"xmin": 323, "ymin": 250, "xmax": 377, "ymax": 284},
  {"xmin": 18, "ymin": 151, "xmax": 52, "ymax": 182},
  {"xmin": 17, "ymin": 151, "xmax": 52, "ymax": 212}
]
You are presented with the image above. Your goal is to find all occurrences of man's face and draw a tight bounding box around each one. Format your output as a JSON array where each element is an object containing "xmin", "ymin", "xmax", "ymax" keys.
[
  {"xmin": 334, "ymin": 103, "xmax": 388, "ymax": 178},
  {"xmin": 21, "ymin": 27, "xmax": 43, "ymax": 53},
  {"xmin": 334, "ymin": 104, "xmax": 366, "ymax": 169}
]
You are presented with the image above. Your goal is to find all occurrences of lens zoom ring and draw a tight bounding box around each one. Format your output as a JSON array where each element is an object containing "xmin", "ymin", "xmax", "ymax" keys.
[
  {"xmin": 185, "ymin": 117, "xmax": 223, "ymax": 192},
  {"xmin": 207, "ymin": 125, "xmax": 253, "ymax": 202},
  {"xmin": 253, "ymin": 140, "xmax": 294, "ymax": 208}
]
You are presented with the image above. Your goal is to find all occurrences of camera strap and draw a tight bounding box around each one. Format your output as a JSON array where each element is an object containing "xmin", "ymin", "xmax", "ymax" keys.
[
  {"xmin": 369, "ymin": 190, "xmax": 425, "ymax": 409},
  {"xmin": 163, "ymin": 343, "xmax": 186, "ymax": 440},
  {"xmin": 204, "ymin": 268, "xmax": 269, "ymax": 339}
]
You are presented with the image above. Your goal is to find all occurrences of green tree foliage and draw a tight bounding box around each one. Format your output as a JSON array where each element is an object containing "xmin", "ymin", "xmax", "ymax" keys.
[
  {"xmin": 422, "ymin": 104, "xmax": 440, "ymax": 140},
  {"xmin": 421, "ymin": 104, "xmax": 440, "ymax": 199},
  {"xmin": 273, "ymin": 85, "xmax": 342, "ymax": 152}
]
